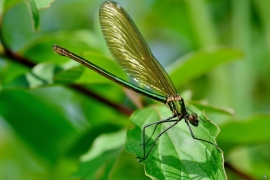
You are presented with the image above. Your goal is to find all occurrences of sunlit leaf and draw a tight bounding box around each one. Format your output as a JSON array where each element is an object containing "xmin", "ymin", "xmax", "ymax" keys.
[
  {"xmin": 24, "ymin": 0, "xmax": 55, "ymax": 30},
  {"xmin": 126, "ymin": 106, "xmax": 225, "ymax": 180},
  {"xmin": 67, "ymin": 123, "xmax": 123, "ymax": 158},
  {"xmin": 25, "ymin": 0, "xmax": 39, "ymax": 30},
  {"xmin": 2, "ymin": 63, "xmax": 67, "ymax": 89},
  {"xmin": 72, "ymin": 130, "xmax": 126, "ymax": 180}
]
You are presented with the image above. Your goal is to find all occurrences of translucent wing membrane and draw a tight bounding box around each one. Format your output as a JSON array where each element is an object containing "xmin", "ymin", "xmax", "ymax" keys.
[{"xmin": 99, "ymin": 1, "xmax": 177, "ymax": 97}]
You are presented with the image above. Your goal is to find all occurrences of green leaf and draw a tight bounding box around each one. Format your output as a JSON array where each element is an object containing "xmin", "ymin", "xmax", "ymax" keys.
[
  {"xmin": 0, "ymin": 90, "xmax": 78, "ymax": 162},
  {"xmin": 2, "ymin": 62, "xmax": 68, "ymax": 89},
  {"xmin": 0, "ymin": 0, "xmax": 4, "ymax": 15},
  {"xmin": 72, "ymin": 130, "xmax": 126, "ymax": 180},
  {"xmin": 24, "ymin": 0, "xmax": 55, "ymax": 30},
  {"xmin": 2, "ymin": 52, "xmax": 127, "ymax": 90},
  {"xmin": 125, "ymin": 106, "xmax": 225, "ymax": 180},
  {"xmin": 54, "ymin": 65, "xmax": 84, "ymax": 84},
  {"xmin": 25, "ymin": 0, "xmax": 40, "ymax": 30},
  {"xmin": 109, "ymin": 151, "xmax": 150, "ymax": 180},
  {"xmin": 35, "ymin": 0, "xmax": 54, "ymax": 9},
  {"xmin": 2, "ymin": 0, "xmax": 21, "ymax": 14},
  {"xmin": 20, "ymin": 30, "xmax": 102, "ymax": 61},
  {"xmin": 67, "ymin": 123, "xmax": 122, "ymax": 158},
  {"xmin": 217, "ymin": 114, "xmax": 270, "ymax": 150},
  {"xmin": 168, "ymin": 47, "xmax": 243, "ymax": 87},
  {"xmin": 189, "ymin": 100, "xmax": 235, "ymax": 116},
  {"xmin": 227, "ymin": 144, "xmax": 270, "ymax": 179}
]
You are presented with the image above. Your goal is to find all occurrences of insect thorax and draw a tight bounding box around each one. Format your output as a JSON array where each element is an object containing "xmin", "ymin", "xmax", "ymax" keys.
[{"xmin": 166, "ymin": 95, "xmax": 184, "ymax": 116}]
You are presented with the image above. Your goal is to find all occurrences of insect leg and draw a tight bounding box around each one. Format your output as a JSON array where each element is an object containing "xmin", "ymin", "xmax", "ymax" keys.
[
  {"xmin": 137, "ymin": 117, "xmax": 180, "ymax": 162},
  {"xmin": 144, "ymin": 115, "xmax": 177, "ymax": 146},
  {"xmin": 185, "ymin": 119, "xmax": 219, "ymax": 148}
]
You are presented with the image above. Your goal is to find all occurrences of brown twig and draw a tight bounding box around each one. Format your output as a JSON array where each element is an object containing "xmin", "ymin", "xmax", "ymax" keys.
[
  {"xmin": 0, "ymin": 17, "xmax": 35, "ymax": 68},
  {"xmin": 69, "ymin": 84, "xmax": 133, "ymax": 115},
  {"xmin": 225, "ymin": 162, "xmax": 255, "ymax": 180},
  {"xmin": 2, "ymin": 44, "xmax": 36, "ymax": 68}
]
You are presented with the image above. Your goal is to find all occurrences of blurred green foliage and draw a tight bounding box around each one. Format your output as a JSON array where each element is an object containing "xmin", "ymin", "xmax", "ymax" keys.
[{"xmin": 0, "ymin": 0, "xmax": 270, "ymax": 179}]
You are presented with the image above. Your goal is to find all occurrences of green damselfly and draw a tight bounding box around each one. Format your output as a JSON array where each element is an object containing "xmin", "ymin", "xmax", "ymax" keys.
[{"xmin": 53, "ymin": 0, "xmax": 218, "ymax": 162}]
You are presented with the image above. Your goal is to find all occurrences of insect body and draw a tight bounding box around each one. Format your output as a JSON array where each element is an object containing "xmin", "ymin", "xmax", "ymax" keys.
[{"xmin": 53, "ymin": 0, "xmax": 218, "ymax": 162}]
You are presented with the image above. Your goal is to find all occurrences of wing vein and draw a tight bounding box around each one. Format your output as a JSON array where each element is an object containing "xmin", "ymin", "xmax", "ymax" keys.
[{"xmin": 99, "ymin": 1, "xmax": 177, "ymax": 96}]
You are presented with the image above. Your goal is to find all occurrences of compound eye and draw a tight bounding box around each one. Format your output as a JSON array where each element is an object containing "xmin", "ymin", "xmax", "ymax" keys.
[
  {"xmin": 188, "ymin": 114, "xmax": 199, "ymax": 127},
  {"xmin": 189, "ymin": 115, "xmax": 194, "ymax": 120}
]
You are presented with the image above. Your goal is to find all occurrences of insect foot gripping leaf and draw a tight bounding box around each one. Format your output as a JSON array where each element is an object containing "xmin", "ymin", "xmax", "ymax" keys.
[{"xmin": 125, "ymin": 106, "xmax": 226, "ymax": 180}]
